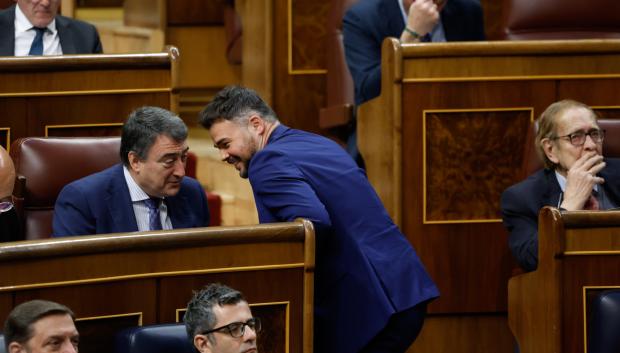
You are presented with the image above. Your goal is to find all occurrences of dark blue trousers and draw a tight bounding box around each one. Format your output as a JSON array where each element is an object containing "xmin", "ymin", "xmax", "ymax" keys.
[{"xmin": 360, "ymin": 301, "xmax": 428, "ymax": 353}]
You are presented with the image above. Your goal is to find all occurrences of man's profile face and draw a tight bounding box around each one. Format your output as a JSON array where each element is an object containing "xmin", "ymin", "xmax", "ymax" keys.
[
  {"xmin": 209, "ymin": 119, "xmax": 259, "ymax": 179},
  {"xmin": 16, "ymin": 0, "xmax": 60, "ymax": 28},
  {"xmin": 9, "ymin": 313, "xmax": 79, "ymax": 353},
  {"xmin": 544, "ymin": 107, "xmax": 603, "ymax": 174},
  {"xmin": 194, "ymin": 301, "xmax": 258, "ymax": 353},
  {"xmin": 129, "ymin": 134, "xmax": 188, "ymax": 198}
]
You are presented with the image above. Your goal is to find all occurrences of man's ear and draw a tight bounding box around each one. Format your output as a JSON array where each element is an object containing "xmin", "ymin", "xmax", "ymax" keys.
[
  {"xmin": 127, "ymin": 151, "xmax": 142, "ymax": 173},
  {"xmin": 193, "ymin": 334, "xmax": 212, "ymax": 353},
  {"xmin": 8, "ymin": 341, "xmax": 26, "ymax": 353},
  {"xmin": 248, "ymin": 115, "xmax": 265, "ymax": 135},
  {"xmin": 541, "ymin": 138, "xmax": 559, "ymax": 164}
]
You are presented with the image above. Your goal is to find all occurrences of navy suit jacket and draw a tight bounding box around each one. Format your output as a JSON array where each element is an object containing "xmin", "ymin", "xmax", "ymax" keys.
[
  {"xmin": 501, "ymin": 158, "xmax": 620, "ymax": 272},
  {"xmin": 343, "ymin": 0, "xmax": 485, "ymax": 105},
  {"xmin": 248, "ymin": 125, "xmax": 439, "ymax": 353},
  {"xmin": 0, "ymin": 5, "xmax": 102, "ymax": 56},
  {"xmin": 52, "ymin": 164, "xmax": 210, "ymax": 236}
]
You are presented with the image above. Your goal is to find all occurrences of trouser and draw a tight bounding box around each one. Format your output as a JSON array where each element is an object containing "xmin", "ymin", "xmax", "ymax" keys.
[{"xmin": 359, "ymin": 301, "xmax": 428, "ymax": 353}]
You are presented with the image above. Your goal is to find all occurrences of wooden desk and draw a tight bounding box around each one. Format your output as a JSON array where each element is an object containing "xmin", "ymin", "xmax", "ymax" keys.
[
  {"xmin": 509, "ymin": 208, "xmax": 620, "ymax": 353},
  {"xmin": 0, "ymin": 220, "xmax": 314, "ymax": 353},
  {"xmin": 0, "ymin": 48, "xmax": 178, "ymax": 150},
  {"xmin": 357, "ymin": 38, "xmax": 620, "ymax": 352}
]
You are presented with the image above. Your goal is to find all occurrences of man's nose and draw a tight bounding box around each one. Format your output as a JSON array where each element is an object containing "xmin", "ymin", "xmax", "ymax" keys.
[
  {"xmin": 583, "ymin": 134, "xmax": 598, "ymax": 150},
  {"xmin": 243, "ymin": 325, "xmax": 257, "ymax": 341},
  {"xmin": 173, "ymin": 159, "xmax": 186, "ymax": 177},
  {"xmin": 219, "ymin": 149, "xmax": 230, "ymax": 162}
]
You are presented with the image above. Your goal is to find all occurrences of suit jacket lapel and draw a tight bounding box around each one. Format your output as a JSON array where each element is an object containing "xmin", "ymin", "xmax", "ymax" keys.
[
  {"xmin": 601, "ymin": 159, "xmax": 620, "ymax": 206},
  {"xmin": 106, "ymin": 165, "xmax": 138, "ymax": 233},
  {"xmin": 55, "ymin": 16, "xmax": 76, "ymax": 54},
  {"xmin": 166, "ymin": 193, "xmax": 189, "ymax": 229},
  {"xmin": 543, "ymin": 169, "xmax": 563, "ymax": 208},
  {"xmin": 0, "ymin": 6, "xmax": 16, "ymax": 56}
]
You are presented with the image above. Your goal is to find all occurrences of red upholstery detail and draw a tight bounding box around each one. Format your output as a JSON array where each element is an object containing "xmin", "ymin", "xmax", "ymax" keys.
[
  {"xmin": 10, "ymin": 138, "xmax": 222, "ymax": 239},
  {"xmin": 504, "ymin": 0, "xmax": 620, "ymax": 40},
  {"xmin": 10, "ymin": 137, "xmax": 121, "ymax": 240},
  {"xmin": 318, "ymin": 0, "xmax": 358, "ymax": 130},
  {"xmin": 522, "ymin": 119, "xmax": 620, "ymax": 177},
  {"xmin": 186, "ymin": 151, "xmax": 221, "ymax": 226}
]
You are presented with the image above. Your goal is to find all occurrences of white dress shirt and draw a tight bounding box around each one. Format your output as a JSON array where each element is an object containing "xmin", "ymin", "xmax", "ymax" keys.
[
  {"xmin": 123, "ymin": 166, "xmax": 173, "ymax": 231},
  {"xmin": 14, "ymin": 5, "xmax": 62, "ymax": 56}
]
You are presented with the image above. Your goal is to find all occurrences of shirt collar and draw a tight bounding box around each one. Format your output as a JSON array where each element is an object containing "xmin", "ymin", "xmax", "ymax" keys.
[
  {"xmin": 397, "ymin": 0, "xmax": 407, "ymax": 24},
  {"xmin": 123, "ymin": 166, "xmax": 152, "ymax": 202},
  {"xmin": 14, "ymin": 4, "xmax": 57, "ymax": 34}
]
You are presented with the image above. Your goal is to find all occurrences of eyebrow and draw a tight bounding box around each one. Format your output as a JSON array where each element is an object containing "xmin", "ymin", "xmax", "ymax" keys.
[{"xmin": 158, "ymin": 147, "xmax": 189, "ymax": 161}]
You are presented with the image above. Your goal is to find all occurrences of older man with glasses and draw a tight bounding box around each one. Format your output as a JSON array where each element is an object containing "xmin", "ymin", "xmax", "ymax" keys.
[
  {"xmin": 184, "ymin": 283, "xmax": 260, "ymax": 353},
  {"xmin": 501, "ymin": 99, "xmax": 620, "ymax": 272}
]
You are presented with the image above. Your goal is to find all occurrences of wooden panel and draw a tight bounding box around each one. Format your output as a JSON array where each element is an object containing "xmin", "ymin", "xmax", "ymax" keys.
[
  {"xmin": 402, "ymin": 80, "xmax": 554, "ymax": 313},
  {"xmin": 509, "ymin": 209, "xmax": 620, "ymax": 353},
  {"xmin": 0, "ymin": 51, "xmax": 177, "ymax": 141},
  {"xmin": 0, "ymin": 220, "xmax": 314, "ymax": 353},
  {"xmin": 408, "ymin": 314, "xmax": 514, "ymax": 353},
  {"xmin": 160, "ymin": 269, "xmax": 304, "ymax": 353},
  {"xmin": 46, "ymin": 124, "xmax": 123, "ymax": 137},
  {"xmin": 425, "ymin": 109, "xmax": 531, "ymax": 222},
  {"xmin": 290, "ymin": 0, "xmax": 328, "ymax": 71},
  {"xmin": 124, "ymin": 0, "xmax": 164, "ymax": 28},
  {"xmin": 166, "ymin": 0, "xmax": 224, "ymax": 26},
  {"xmin": 480, "ymin": 0, "xmax": 506, "ymax": 40},
  {"xmin": 272, "ymin": 0, "xmax": 328, "ymax": 133},
  {"xmin": 166, "ymin": 27, "xmax": 240, "ymax": 89},
  {"xmin": 76, "ymin": 313, "xmax": 142, "ymax": 353}
]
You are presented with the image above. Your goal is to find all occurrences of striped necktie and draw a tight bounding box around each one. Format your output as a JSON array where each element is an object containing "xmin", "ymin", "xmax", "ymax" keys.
[{"xmin": 144, "ymin": 197, "xmax": 163, "ymax": 231}]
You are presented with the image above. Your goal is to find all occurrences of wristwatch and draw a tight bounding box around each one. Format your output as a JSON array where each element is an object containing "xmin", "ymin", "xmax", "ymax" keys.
[{"xmin": 0, "ymin": 201, "xmax": 13, "ymax": 214}]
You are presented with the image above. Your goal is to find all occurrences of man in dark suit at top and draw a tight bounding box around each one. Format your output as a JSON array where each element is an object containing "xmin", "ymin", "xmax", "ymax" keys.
[
  {"xmin": 52, "ymin": 106, "xmax": 210, "ymax": 236},
  {"xmin": 0, "ymin": 0, "xmax": 102, "ymax": 56},
  {"xmin": 201, "ymin": 86, "xmax": 439, "ymax": 353},
  {"xmin": 502, "ymin": 100, "xmax": 620, "ymax": 272},
  {"xmin": 343, "ymin": 0, "xmax": 486, "ymax": 105}
]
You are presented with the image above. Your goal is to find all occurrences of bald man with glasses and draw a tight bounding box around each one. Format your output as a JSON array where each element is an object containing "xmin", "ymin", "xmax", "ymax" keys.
[
  {"xmin": 501, "ymin": 99, "xmax": 620, "ymax": 272},
  {"xmin": 184, "ymin": 284, "xmax": 260, "ymax": 353}
]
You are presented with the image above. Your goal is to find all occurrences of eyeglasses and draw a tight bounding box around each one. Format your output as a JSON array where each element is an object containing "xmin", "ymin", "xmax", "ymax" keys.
[
  {"xmin": 553, "ymin": 129, "xmax": 605, "ymax": 146},
  {"xmin": 202, "ymin": 318, "xmax": 261, "ymax": 338}
]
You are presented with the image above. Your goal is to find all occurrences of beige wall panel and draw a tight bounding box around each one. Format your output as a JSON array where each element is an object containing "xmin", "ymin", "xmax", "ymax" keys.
[{"xmin": 167, "ymin": 27, "xmax": 241, "ymax": 89}]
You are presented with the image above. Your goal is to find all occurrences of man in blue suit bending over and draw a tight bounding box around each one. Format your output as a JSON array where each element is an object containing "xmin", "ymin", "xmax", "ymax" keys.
[
  {"xmin": 53, "ymin": 106, "xmax": 210, "ymax": 236},
  {"xmin": 201, "ymin": 86, "xmax": 439, "ymax": 353}
]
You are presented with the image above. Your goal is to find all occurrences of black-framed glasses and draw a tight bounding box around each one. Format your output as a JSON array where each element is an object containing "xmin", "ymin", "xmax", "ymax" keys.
[
  {"xmin": 553, "ymin": 129, "xmax": 605, "ymax": 146},
  {"xmin": 202, "ymin": 317, "xmax": 261, "ymax": 338}
]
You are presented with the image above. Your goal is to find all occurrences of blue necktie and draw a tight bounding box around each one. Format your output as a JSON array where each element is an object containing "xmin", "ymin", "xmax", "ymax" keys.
[
  {"xmin": 28, "ymin": 27, "xmax": 46, "ymax": 55},
  {"xmin": 144, "ymin": 197, "xmax": 163, "ymax": 231}
]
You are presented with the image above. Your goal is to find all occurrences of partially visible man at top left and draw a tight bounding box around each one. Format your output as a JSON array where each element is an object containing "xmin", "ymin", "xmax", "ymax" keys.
[
  {"xmin": 0, "ymin": 0, "xmax": 102, "ymax": 56},
  {"xmin": 52, "ymin": 106, "xmax": 210, "ymax": 237}
]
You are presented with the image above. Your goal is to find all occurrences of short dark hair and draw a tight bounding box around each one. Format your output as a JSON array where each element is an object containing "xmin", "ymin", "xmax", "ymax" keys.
[
  {"xmin": 120, "ymin": 106, "xmax": 188, "ymax": 166},
  {"xmin": 184, "ymin": 283, "xmax": 246, "ymax": 345},
  {"xmin": 4, "ymin": 300, "xmax": 75, "ymax": 351},
  {"xmin": 535, "ymin": 99, "xmax": 598, "ymax": 169},
  {"xmin": 199, "ymin": 86, "xmax": 278, "ymax": 129}
]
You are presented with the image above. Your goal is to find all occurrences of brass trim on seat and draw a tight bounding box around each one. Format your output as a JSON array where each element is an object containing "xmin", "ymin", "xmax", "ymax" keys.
[
  {"xmin": 0, "ymin": 263, "xmax": 305, "ymax": 292},
  {"xmin": 45, "ymin": 123, "xmax": 124, "ymax": 136},
  {"xmin": 403, "ymin": 73, "xmax": 620, "ymax": 83},
  {"xmin": 76, "ymin": 312, "xmax": 143, "ymax": 326},
  {"xmin": 0, "ymin": 88, "xmax": 171, "ymax": 98}
]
